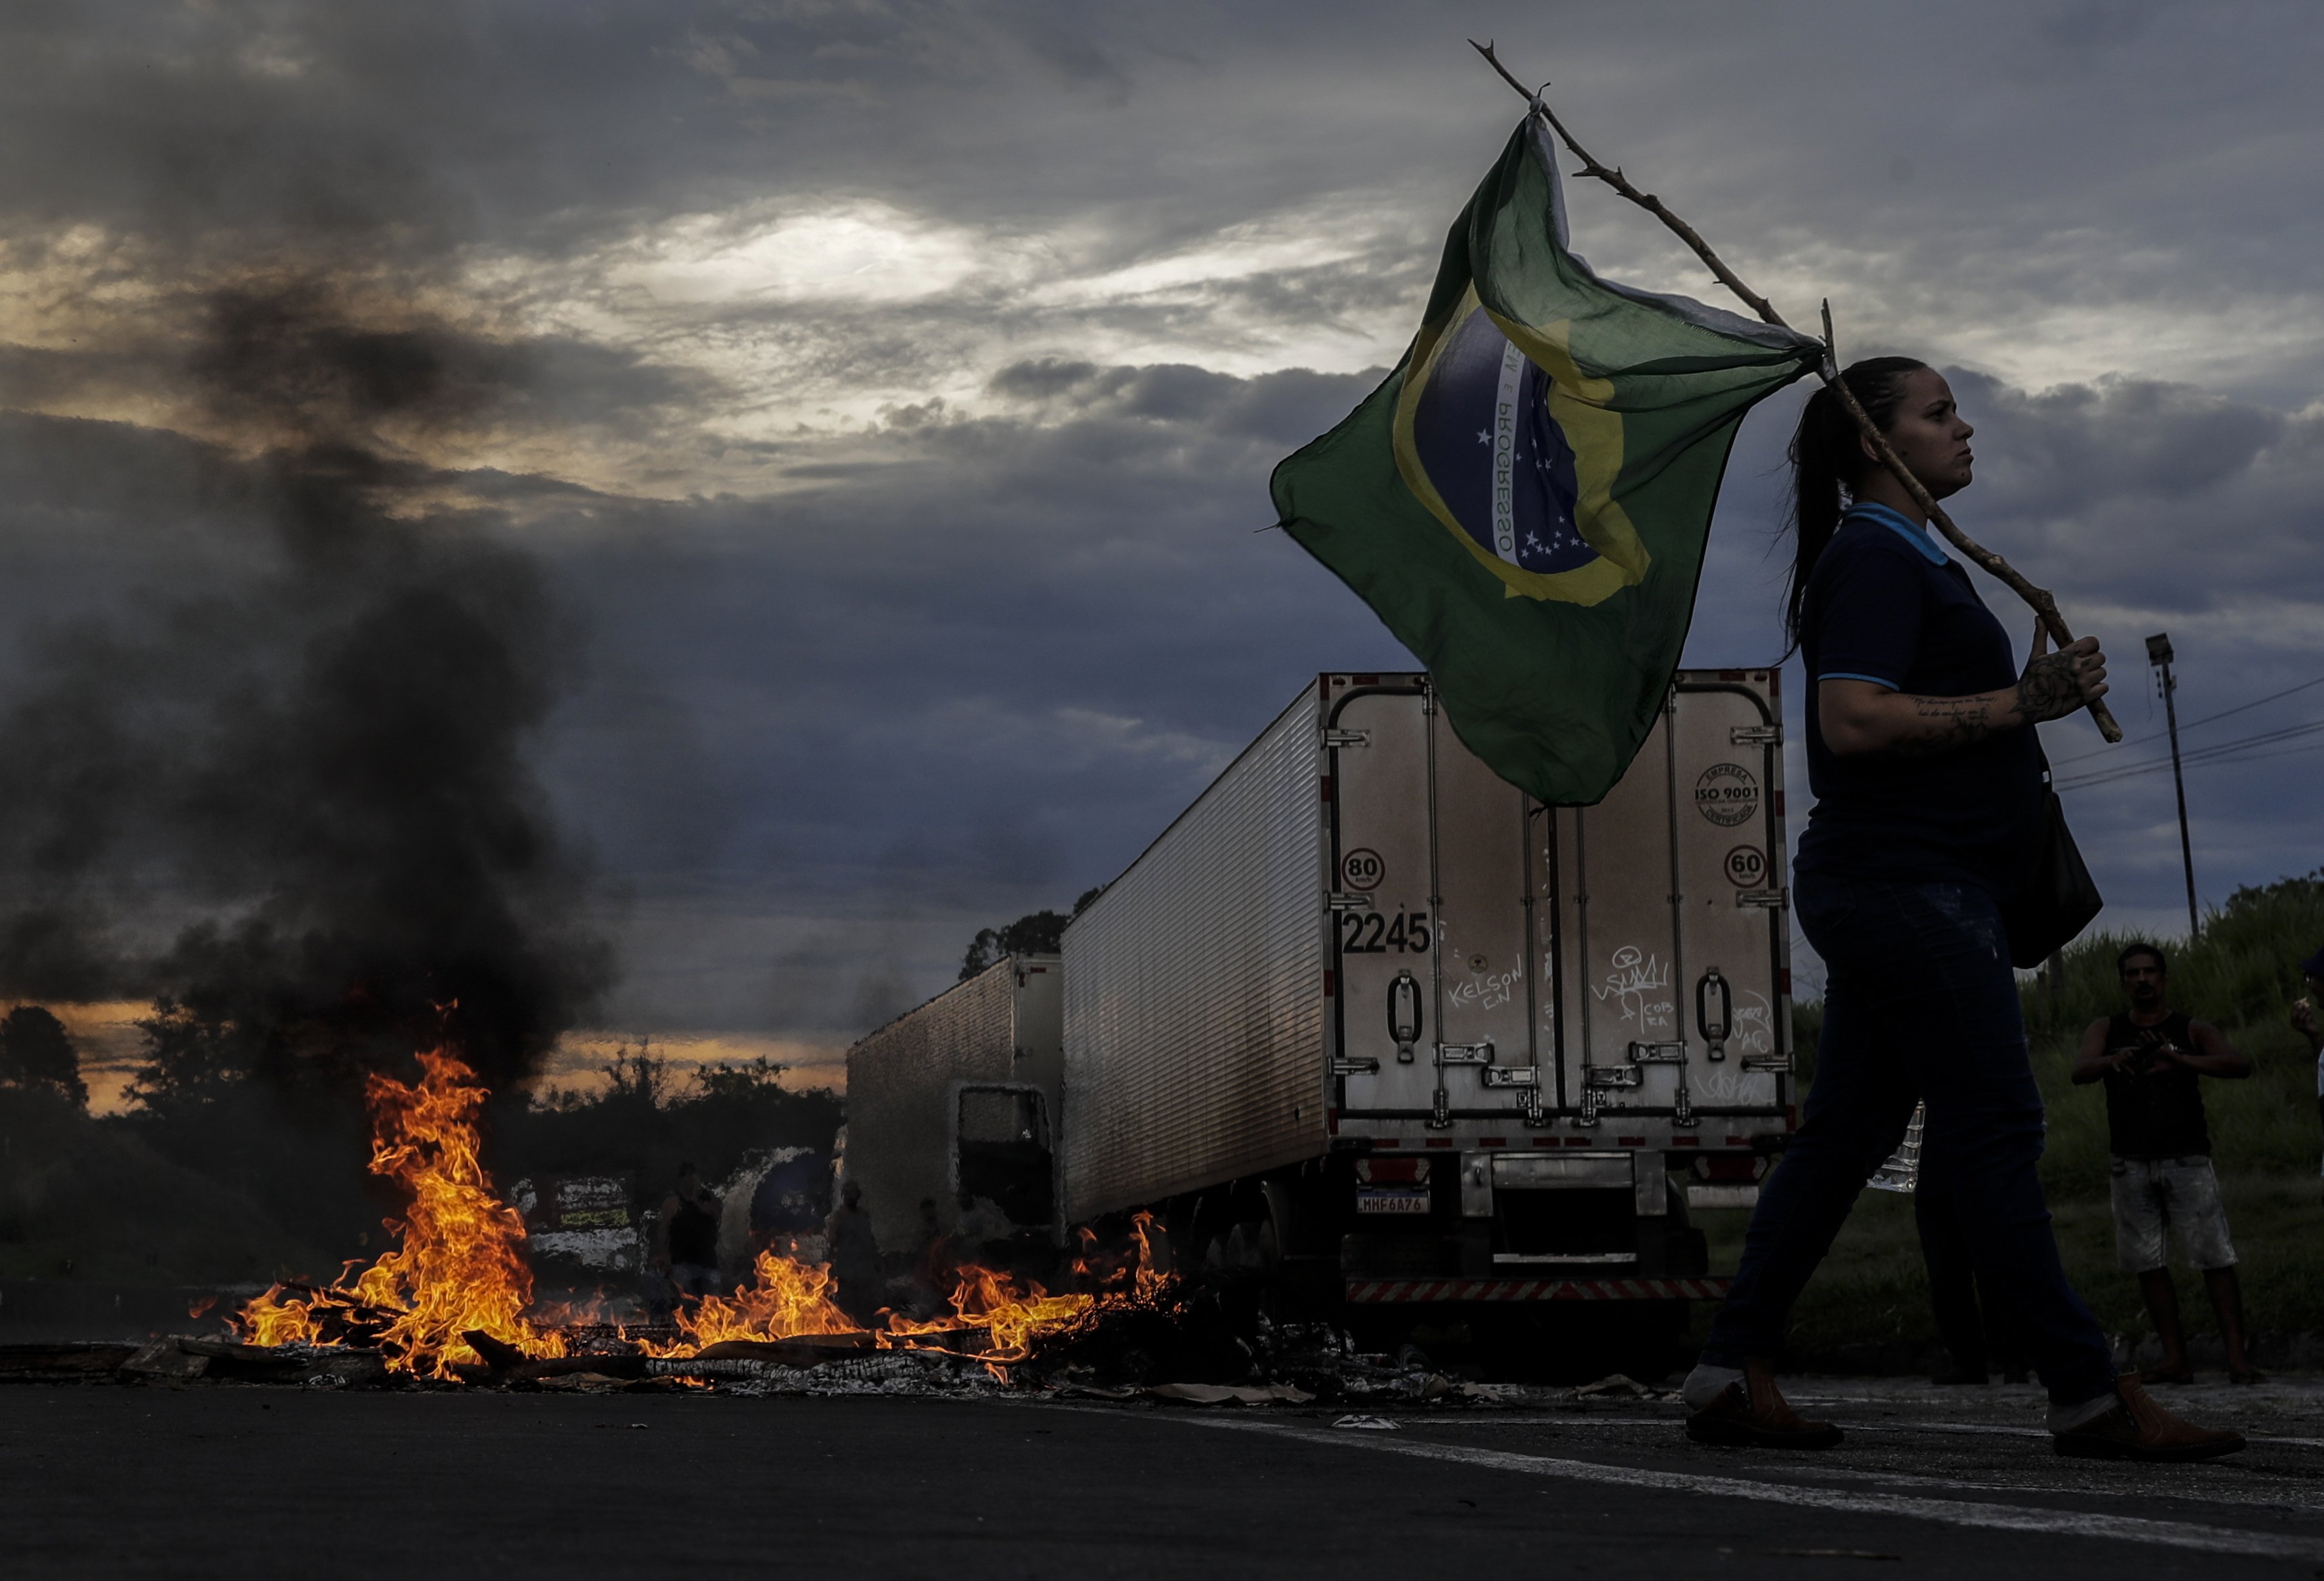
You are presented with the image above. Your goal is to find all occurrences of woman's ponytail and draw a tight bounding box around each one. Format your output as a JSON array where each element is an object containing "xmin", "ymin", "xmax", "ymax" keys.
[{"xmin": 1782, "ymin": 357, "xmax": 1927, "ymax": 651}]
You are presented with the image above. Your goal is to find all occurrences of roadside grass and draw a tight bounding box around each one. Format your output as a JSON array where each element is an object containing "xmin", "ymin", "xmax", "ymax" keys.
[
  {"xmin": 1695, "ymin": 1172, "xmax": 2324, "ymax": 1366},
  {"xmin": 1694, "ymin": 870, "xmax": 2324, "ymax": 1367}
]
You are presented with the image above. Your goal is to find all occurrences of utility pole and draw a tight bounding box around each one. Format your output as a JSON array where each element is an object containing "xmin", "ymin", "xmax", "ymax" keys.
[{"xmin": 2146, "ymin": 633, "xmax": 2199, "ymax": 938}]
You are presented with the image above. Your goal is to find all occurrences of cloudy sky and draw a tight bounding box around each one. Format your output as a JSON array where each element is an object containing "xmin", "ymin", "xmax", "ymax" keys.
[{"xmin": 1, "ymin": 1, "xmax": 2319, "ymax": 1098}]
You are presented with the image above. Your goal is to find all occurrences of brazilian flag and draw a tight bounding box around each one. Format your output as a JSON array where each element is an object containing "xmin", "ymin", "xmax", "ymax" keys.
[{"xmin": 1271, "ymin": 111, "xmax": 1822, "ymax": 804}]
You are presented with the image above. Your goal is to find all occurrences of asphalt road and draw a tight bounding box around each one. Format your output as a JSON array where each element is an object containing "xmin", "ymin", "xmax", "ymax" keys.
[{"xmin": 7, "ymin": 1378, "xmax": 2324, "ymax": 1578}]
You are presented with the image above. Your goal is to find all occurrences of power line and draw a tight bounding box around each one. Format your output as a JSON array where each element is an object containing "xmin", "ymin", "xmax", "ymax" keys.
[
  {"xmin": 2178, "ymin": 671, "xmax": 2324, "ymax": 734},
  {"xmin": 2050, "ymin": 670, "xmax": 2324, "ymax": 767},
  {"xmin": 2054, "ymin": 715, "xmax": 2324, "ymax": 791},
  {"xmin": 2057, "ymin": 721, "xmax": 2324, "ymax": 790},
  {"xmin": 2207, "ymin": 737, "xmax": 2324, "ymax": 771}
]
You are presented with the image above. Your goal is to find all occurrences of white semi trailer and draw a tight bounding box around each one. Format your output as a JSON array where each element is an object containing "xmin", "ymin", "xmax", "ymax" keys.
[
  {"xmin": 842, "ymin": 955, "xmax": 1063, "ymax": 1254},
  {"xmin": 1057, "ymin": 669, "xmax": 1794, "ymax": 1355}
]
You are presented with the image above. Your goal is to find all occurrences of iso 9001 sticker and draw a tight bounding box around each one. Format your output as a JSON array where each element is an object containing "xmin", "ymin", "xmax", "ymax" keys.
[{"xmin": 1694, "ymin": 763, "xmax": 1760, "ymax": 827}]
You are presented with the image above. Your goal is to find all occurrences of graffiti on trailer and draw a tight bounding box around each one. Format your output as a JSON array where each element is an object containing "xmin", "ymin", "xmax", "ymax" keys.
[
  {"xmin": 1593, "ymin": 945, "xmax": 1673, "ymax": 1028},
  {"xmin": 1732, "ymin": 991, "xmax": 1775, "ymax": 1055},
  {"xmin": 1446, "ymin": 963, "xmax": 1523, "ymax": 1012}
]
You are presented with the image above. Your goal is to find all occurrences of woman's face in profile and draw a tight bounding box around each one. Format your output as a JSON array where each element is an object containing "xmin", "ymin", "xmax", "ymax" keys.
[{"xmin": 1870, "ymin": 367, "xmax": 1976, "ymax": 500}]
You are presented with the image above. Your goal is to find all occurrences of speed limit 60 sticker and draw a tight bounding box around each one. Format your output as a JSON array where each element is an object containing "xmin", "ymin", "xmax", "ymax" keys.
[
  {"xmin": 1694, "ymin": 763, "xmax": 1760, "ymax": 826},
  {"xmin": 1724, "ymin": 845, "xmax": 1768, "ymax": 887}
]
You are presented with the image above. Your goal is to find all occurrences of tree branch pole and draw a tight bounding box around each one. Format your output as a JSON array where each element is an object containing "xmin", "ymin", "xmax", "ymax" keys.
[{"xmin": 1468, "ymin": 40, "xmax": 2122, "ymax": 742}]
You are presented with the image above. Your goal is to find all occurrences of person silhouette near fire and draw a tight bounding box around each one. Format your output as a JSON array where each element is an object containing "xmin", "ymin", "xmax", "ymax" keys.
[
  {"xmin": 825, "ymin": 1179, "xmax": 884, "ymax": 1327},
  {"xmin": 647, "ymin": 1161, "xmax": 722, "ymax": 1316}
]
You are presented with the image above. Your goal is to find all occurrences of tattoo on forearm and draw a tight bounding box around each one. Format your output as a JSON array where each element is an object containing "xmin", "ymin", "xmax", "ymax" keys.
[{"xmin": 1895, "ymin": 694, "xmax": 1998, "ymax": 756}]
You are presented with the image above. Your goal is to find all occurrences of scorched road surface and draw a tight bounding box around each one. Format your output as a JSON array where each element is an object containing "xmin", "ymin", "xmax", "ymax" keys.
[{"xmin": 5, "ymin": 1380, "xmax": 2324, "ymax": 1578}]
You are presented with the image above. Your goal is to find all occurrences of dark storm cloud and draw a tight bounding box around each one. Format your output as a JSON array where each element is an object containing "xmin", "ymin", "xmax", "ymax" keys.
[
  {"xmin": 181, "ymin": 285, "xmax": 711, "ymax": 449},
  {"xmin": 525, "ymin": 353, "xmax": 2324, "ymax": 1033},
  {"xmin": 536, "ymin": 357, "xmax": 1406, "ymax": 1030},
  {"xmin": 9, "ymin": 342, "xmax": 2320, "ymax": 1043},
  {"xmin": 0, "ymin": 279, "xmax": 714, "ymax": 480},
  {"xmin": 1, "ymin": 0, "xmax": 2319, "ymax": 1050},
  {"xmin": 4, "ymin": 3, "xmax": 2315, "ymax": 367}
]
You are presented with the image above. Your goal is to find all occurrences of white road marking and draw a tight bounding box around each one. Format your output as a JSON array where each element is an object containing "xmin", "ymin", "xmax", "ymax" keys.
[
  {"xmin": 1173, "ymin": 1416, "xmax": 2324, "ymax": 1560},
  {"xmin": 1848, "ymin": 1420, "xmax": 2324, "ymax": 1452},
  {"xmin": 1358, "ymin": 1413, "xmax": 2324, "ymax": 1513},
  {"xmin": 1389, "ymin": 1413, "xmax": 2324, "ymax": 1452},
  {"xmin": 1431, "ymin": 1416, "xmax": 1682, "ymax": 1428}
]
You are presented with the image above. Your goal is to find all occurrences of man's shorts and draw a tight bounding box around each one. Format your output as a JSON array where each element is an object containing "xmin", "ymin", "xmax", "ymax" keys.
[{"xmin": 2109, "ymin": 1155, "xmax": 2237, "ymax": 1273}]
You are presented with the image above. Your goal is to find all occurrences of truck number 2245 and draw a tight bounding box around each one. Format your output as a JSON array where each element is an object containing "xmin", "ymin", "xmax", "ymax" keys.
[{"xmin": 1339, "ymin": 910, "xmax": 1431, "ymax": 954}]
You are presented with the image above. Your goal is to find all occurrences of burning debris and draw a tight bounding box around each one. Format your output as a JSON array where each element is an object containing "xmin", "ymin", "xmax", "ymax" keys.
[
  {"xmin": 1, "ymin": 1042, "xmax": 1657, "ymax": 1410},
  {"xmin": 235, "ymin": 1043, "xmax": 565, "ymax": 1378},
  {"xmin": 216, "ymin": 1044, "xmax": 1181, "ymax": 1388}
]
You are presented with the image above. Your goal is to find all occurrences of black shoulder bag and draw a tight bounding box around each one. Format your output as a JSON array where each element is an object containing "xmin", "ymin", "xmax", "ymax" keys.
[{"xmin": 1999, "ymin": 740, "xmax": 2103, "ymax": 968}]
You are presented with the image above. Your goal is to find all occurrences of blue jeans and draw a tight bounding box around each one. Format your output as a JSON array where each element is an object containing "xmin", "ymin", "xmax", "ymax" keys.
[
  {"xmin": 1917, "ymin": 1173, "xmax": 2030, "ymax": 1374},
  {"xmin": 1701, "ymin": 875, "xmax": 2116, "ymax": 1407}
]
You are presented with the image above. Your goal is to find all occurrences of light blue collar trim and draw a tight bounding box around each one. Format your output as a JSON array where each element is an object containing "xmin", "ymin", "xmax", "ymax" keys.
[{"xmin": 1844, "ymin": 501, "xmax": 1950, "ymax": 565}]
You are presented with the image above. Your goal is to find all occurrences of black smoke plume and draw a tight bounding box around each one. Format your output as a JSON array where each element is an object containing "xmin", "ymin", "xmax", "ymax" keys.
[{"xmin": 0, "ymin": 281, "xmax": 611, "ymax": 1093}]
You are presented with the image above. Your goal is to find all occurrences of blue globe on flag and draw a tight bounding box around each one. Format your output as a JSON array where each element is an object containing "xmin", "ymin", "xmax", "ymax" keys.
[{"xmin": 1406, "ymin": 304, "xmax": 1600, "ymax": 578}]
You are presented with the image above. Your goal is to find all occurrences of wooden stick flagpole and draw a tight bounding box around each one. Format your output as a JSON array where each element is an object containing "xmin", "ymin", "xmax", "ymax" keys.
[{"xmin": 1469, "ymin": 41, "xmax": 2123, "ymax": 742}]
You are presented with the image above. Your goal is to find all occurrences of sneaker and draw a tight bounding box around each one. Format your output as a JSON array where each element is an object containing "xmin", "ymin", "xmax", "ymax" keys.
[
  {"xmin": 1685, "ymin": 1359, "xmax": 1844, "ymax": 1449},
  {"xmin": 2052, "ymin": 1376, "xmax": 2245, "ymax": 1462}
]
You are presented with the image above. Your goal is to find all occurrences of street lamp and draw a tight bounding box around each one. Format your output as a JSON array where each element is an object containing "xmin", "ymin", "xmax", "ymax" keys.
[{"xmin": 2146, "ymin": 633, "xmax": 2199, "ymax": 938}]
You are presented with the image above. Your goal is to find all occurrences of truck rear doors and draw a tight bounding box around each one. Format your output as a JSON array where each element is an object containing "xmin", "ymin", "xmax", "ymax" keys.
[
  {"xmin": 1551, "ymin": 677, "xmax": 1789, "ymax": 1126},
  {"xmin": 1328, "ymin": 677, "xmax": 1539, "ymax": 1123},
  {"xmin": 1327, "ymin": 672, "xmax": 1789, "ymax": 1128}
]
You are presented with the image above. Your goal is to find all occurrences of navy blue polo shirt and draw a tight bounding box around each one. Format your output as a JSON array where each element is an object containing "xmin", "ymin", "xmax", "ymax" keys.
[{"xmin": 1793, "ymin": 502, "xmax": 2044, "ymax": 900}]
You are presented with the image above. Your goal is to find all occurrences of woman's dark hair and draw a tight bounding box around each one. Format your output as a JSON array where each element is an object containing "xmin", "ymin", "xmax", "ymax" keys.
[{"xmin": 1782, "ymin": 356, "xmax": 1930, "ymax": 650}]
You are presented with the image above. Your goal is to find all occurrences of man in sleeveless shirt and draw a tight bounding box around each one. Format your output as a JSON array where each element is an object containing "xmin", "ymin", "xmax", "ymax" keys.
[{"xmin": 2071, "ymin": 943, "xmax": 2259, "ymax": 1384}]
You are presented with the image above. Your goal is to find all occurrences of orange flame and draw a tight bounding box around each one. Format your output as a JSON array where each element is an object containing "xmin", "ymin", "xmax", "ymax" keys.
[
  {"xmin": 642, "ymin": 1250, "xmax": 863, "ymax": 1354},
  {"xmin": 236, "ymin": 1047, "xmax": 563, "ymax": 1378},
  {"xmin": 891, "ymin": 1265, "xmax": 1094, "ymax": 1362},
  {"xmin": 236, "ymin": 1045, "xmax": 1178, "ymax": 1382},
  {"xmin": 650, "ymin": 1208, "xmax": 1175, "ymax": 1372}
]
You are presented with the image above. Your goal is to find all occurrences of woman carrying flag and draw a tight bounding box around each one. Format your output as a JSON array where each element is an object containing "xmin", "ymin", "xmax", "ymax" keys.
[{"xmin": 1680, "ymin": 358, "xmax": 2246, "ymax": 1462}]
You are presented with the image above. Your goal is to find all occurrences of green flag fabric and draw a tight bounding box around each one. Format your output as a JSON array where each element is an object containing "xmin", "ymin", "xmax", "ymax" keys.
[{"xmin": 1271, "ymin": 111, "xmax": 1822, "ymax": 805}]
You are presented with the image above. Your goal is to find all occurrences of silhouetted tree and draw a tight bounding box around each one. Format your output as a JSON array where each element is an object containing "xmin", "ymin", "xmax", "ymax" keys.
[
  {"xmin": 956, "ymin": 887, "xmax": 1104, "ymax": 980},
  {"xmin": 0, "ymin": 1005, "xmax": 85, "ymax": 1107},
  {"xmin": 505, "ymin": 1047, "xmax": 841, "ymax": 1205},
  {"xmin": 124, "ymin": 997, "xmax": 261, "ymax": 1115}
]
